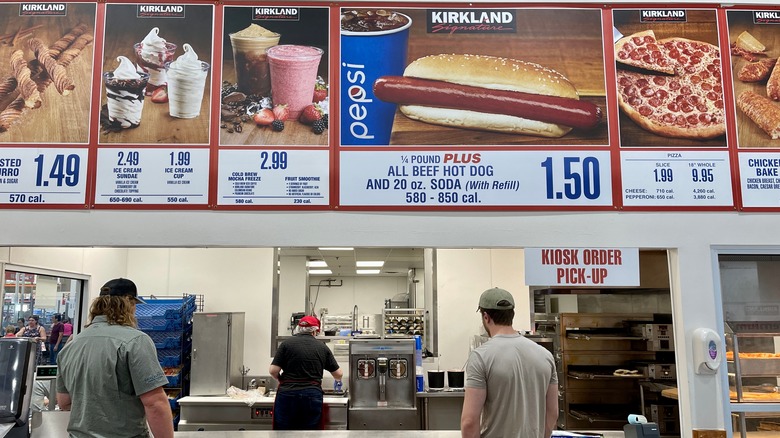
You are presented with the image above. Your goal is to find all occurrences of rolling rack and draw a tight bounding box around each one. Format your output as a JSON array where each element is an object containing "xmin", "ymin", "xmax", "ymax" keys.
[{"xmin": 135, "ymin": 294, "xmax": 201, "ymax": 430}]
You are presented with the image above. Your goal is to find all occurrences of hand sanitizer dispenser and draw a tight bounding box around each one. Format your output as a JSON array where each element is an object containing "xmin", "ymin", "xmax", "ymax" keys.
[{"xmin": 692, "ymin": 328, "xmax": 722, "ymax": 375}]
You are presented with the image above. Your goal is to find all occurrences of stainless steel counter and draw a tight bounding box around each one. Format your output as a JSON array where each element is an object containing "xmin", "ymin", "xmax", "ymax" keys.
[{"xmin": 173, "ymin": 432, "xmax": 625, "ymax": 437}]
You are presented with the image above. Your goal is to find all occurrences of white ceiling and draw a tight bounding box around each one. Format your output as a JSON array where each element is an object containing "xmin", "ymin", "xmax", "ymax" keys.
[{"xmin": 279, "ymin": 247, "xmax": 425, "ymax": 277}]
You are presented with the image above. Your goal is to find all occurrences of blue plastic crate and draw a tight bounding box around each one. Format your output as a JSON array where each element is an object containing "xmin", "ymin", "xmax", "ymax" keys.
[
  {"xmin": 165, "ymin": 366, "xmax": 183, "ymax": 386},
  {"xmin": 147, "ymin": 331, "xmax": 183, "ymax": 349},
  {"xmin": 158, "ymin": 349, "xmax": 183, "ymax": 367},
  {"xmin": 165, "ymin": 389, "xmax": 181, "ymax": 410},
  {"xmin": 136, "ymin": 296, "xmax": 196, "ymax": 320}
]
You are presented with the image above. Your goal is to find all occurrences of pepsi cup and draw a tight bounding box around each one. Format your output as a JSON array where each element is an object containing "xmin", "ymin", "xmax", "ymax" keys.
[{"xmin": 340, "ymin": 10, "xmax": 412, "ymax": 146}]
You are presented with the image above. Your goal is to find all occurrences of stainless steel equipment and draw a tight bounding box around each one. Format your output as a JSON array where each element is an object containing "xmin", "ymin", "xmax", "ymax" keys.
[
  {"xmin": 0, "ymin": 338, "xmax": 38, "ymax": 438},
  {"xmin": 630, "ymin": 323, "xmax": 675, "ymax": 352},
  {"xmin": 349, "ymin": 338, "xmax": 417, "ymax": 430},
  {"xmin": 190, "ymin": 312, "xmax": 245, "ymax": 396}
]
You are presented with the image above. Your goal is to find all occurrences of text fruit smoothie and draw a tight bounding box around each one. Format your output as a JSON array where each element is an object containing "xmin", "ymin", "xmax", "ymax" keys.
[
  {"xmin": 267, "ymin": 45, "xmax": 323, "ymax": 119},
  {"xmin": 340, "ymin": 9, "xmax": 411, "ymax": 145},
  {"xmin": 229, "ymin": 24, "xmax": 280, "ymax": 96},
  {"xmin": 166, "ymin": 43, "xmax": 210, "ymax": 119},
  {"xmin": 134, "ymin": 27, "xmax": 176, "ymax": 95},
  {"xmin": 104, "ymin": 55, "xmax": 149, "ymax": 128}
]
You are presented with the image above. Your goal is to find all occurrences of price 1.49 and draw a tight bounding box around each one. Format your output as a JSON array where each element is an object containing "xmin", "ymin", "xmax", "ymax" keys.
[
  {"xmin": 34, "ymin": 154, "xmax": 79, "ymax": 187},
  {"xmin": 541, "ymin": 156, "xmax": 600, "ymax": 200}
]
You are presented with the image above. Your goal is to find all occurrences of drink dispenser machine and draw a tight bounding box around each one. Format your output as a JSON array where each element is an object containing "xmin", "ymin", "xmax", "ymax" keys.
[{"xmin": 349, "ymin": 338, "xmax": 417, "ymax": 430}]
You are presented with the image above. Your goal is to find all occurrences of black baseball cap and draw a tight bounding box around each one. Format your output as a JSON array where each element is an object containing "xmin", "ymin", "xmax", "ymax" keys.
[{"xmin": 100, "ymin": 278, "xmax": 146, "ymax": 304}]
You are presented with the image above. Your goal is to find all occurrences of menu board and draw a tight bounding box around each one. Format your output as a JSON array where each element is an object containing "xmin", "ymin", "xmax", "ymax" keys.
[
  {"xmin": 215, "ymin": 5, "xmax": 331, "ymax": 207},
  {"xmin": 2, "ymin": 2, "xmax": 780, "ymax": 211}
]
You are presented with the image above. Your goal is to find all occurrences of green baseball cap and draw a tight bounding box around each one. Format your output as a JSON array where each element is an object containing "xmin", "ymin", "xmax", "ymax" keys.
[{"xmin": 478, "ymin": 287, "xmax": 515, "ymax": 310}]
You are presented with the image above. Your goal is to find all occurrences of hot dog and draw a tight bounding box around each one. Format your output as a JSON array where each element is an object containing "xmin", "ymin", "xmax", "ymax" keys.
[{"xmin": 373, "ymin": 54, "xmax": 602, "ymax": 137}]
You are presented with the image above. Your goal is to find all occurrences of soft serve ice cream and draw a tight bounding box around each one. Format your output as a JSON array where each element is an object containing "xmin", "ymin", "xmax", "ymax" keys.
[
  {"xmin": 134, "ymin": 27, "xmax": 176, "ymax": 95},
  {"xmin": 166, "ymin": 43, "xmax": 210, "ymax": 119},
  {"xmin": 103, "ymin": 56, "xmax": 149, "ymax": 128}
]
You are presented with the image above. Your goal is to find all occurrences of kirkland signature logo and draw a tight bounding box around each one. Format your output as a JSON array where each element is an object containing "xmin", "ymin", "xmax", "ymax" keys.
[
  {"xmin": 640, "ymin": 10, "xmax": 687, "ymax": 23},
  {"xmin": 137, "ymin": 5, "xmax": 185, "ymax": 18},
  {"xmin": 20, "ymin": 3, "xmax": 67, "ymax": 16},
  {"xmin": 427, "ymin": 9, "xmax": 516, "ymax": 34},
  {"xmin": 253, "ymin": 7, "xmax": 299, "ymax": 21},
  {"xmin": 754, "ymin": 11, "xmax": 780, "ymax": 24}
]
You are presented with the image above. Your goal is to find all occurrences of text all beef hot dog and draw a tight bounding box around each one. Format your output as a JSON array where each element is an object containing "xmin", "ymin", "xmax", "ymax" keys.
[{"xmin": 373, "ymin": 54, "xmax": 603, "ymax": 137}]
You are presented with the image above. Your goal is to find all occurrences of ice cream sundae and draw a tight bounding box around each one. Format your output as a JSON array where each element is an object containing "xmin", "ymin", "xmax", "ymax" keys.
[
  {"xmin": 134, "ymin": 27, "xmax": 176, "ymax": 95},
  {"xmin": 104, "ymin": 55, "xmax": 149, "ymax": 128}
]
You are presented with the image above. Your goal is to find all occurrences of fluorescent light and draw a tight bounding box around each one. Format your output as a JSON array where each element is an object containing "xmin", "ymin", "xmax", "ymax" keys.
[
  {"xmin": 357, "ymin": 269, "xmax": 381, "ymax": 275},
  {"xmin": 308, "ymin": 269, "xmax": 333, "ymax": 275},
  {"xmin": 318, "ymin": 247, "xmax": 354, "ymax": 251},
  {"xmin": 357, "ymin": 261, "xmax": 384, "ymax": 268},
  {"xmin": 307, "ymin": 260, "xmax": 328, "ymax": 268}
]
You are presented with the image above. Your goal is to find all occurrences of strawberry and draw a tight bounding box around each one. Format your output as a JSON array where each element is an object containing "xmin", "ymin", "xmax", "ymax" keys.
[
  {"xmin": 312, "ymin": 83, "xmax": 327, "ymax": 103},
  {"xmin": 272, "ymin": 104, "xmax": 289, "ymax": 122},
  {"xmin": 299, "ymin": 104, "xmax": 323, "ymax": 125},
  {"xmin": 253, "ymin": 108, "xmax": 274, "ymax": 126},
  {"xmin": 150, "ymin": 87, "xmax": 168, "ymax": 104}
]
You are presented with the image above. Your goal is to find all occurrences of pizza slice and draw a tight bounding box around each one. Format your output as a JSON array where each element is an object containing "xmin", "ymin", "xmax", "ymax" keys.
[{"xmin": 615, "ymin": 30, "xmax": 675, "ymax": 75}]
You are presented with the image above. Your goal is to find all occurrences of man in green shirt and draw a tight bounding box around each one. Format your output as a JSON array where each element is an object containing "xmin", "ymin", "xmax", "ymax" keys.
[{"xmin": 57, "ymin": 278, "xmax": 173, "ymax": 438}]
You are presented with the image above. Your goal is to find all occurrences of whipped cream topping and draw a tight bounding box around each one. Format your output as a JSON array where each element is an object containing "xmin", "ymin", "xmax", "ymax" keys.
[
  {"xmin": 112, "ymin": 56, "xmax": 141, "ymax": 80},
  {"xmin": 168, "ymin": 43, "xmax": 202, "ymax": 72},
  {"xmin": 141, "ymin": 27, "xmax": 167, "ymax": 57}
]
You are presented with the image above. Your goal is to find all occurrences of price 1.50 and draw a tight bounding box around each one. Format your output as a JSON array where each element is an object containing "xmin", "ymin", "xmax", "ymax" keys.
[
  {"xmin": 34, "ymin": 154, "xmax": 79, "ymax": 187},
  {"xmin": 541, "ymin": 156, "xmax": 600, "ymax": 200}
]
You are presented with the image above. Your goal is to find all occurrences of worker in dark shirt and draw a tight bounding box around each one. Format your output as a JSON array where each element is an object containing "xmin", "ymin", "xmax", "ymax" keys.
[{"xmin": 269, "ymin": 315, "xmax": 343, "ymax": 430}]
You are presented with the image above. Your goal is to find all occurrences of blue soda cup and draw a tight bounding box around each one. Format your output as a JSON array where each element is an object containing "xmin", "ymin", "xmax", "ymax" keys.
[{"xmin": 340, "ymin": 10, "xmax": 412, "ymax": 146}]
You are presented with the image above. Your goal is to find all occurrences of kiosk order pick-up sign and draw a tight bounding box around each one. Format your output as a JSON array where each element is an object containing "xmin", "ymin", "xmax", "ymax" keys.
[{"xmin": 524, "ymin": 247, "xmax": 640, "ymax": 287}]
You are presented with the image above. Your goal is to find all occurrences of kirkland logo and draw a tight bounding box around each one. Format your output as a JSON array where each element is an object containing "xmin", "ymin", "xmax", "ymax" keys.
[
  {"xmin": 640, "ymin": 10, "xmax": 687, "ymax": 23},
  {"xmin": 753, "ymin": 11, "xmax": 780, "ymax": 24},
  {"xmin": 253, "ymin": 7, "xmax": 299, "ymax": 21},
  {"xmin": 19, "ymin": 3, "xmax": 67, "ymax": 16},
  {"xmin": 137, "ymin": 5, "xmax": 185, "ymax": 18},
  {"xmin": 427, "ymin": 9, "xmax": 516, "ymax": 34}
]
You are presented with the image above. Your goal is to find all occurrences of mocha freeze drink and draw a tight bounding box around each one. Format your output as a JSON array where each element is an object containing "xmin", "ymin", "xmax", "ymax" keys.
[
  {"xmin": 166, "ymin": 43, "xmax": 210, "ymax": 118},
  {"xmin": 104, "ymin": 56, "xmax": 149, "ymax": 128},
  {"xmin": 229, "ymin": 24, "xmax": 279, "ymax": 96},
  {"xmin": 134, "ymin": 27, "xmax": 176, "ymax": 95}
]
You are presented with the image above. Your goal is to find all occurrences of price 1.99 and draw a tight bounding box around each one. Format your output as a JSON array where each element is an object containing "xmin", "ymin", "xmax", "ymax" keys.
[
  {"xmin": 34, "ymin": 154, "xmax": 79, "ymax": 187},
  {"xmin": 541, "ymin": 156, "xmax": 600, "ymax": 200}
]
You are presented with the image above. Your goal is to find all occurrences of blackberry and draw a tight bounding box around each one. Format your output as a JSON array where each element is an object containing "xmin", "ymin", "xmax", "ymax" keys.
[
  {"xmin": 312, "ymin": 119, "xmax": 326, "ymax": 135},
  {"xmin": 321, "ymin": 114, "xmax": 329, "ymax": 129},
  {"xmin": 272, "ymin": 120, "xmax": 285, "ymax": 132}
]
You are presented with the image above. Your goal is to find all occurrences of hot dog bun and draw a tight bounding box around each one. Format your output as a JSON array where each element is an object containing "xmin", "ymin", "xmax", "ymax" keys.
[{"xmin": 399, "ymin": 54, "xmax": 580, "ymax": 137}]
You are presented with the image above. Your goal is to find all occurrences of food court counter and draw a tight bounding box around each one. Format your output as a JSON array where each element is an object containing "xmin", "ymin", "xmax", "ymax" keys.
[{"xmin": 173, "ymin": 432, "xmax": 626, "ymax": 438}]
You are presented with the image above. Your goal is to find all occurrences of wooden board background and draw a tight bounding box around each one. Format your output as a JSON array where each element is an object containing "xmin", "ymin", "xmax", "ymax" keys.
[
  {"xmin": 614, "ymin": 9, "xmax": 728, "ymax": 148},
  {"xmin": 99, "ymin": 4, "xmax": 213, "ymax": 145},
  {"xmin": 728, "ymin": 10, "xmax": 780, "ymax": 149},
  {"xmin": 0, "ymin": 3, "xmax": 95, "ymax": 144},
  {"xmin": 386, "ymin": 8, "xmax": 608, "ymax": 146}
]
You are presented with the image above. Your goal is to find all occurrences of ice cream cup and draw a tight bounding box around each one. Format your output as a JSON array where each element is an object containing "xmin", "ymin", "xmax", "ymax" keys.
[
  {"xmin": 229, "ymin": 27, "xmax": 280, "ymax": 96},
  {"xmin": 165, "ymin": 44, "xmax": 210, "ymax": 119},
  {"xmin": 340, "ymin": 10, "xmax": 412, "ymax": 145},
  {"xmin": 267, "ymin": 45, "xmax": 324, "ymax": 119},
  {"xmin": 104, "ymin": 71, "xmax": 150, "ymax": 128}
]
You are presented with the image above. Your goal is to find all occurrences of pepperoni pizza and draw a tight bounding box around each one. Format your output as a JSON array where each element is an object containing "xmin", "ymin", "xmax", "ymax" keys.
[{"xmin": 615, "ymin": 31, "xmax": 726, "ymax": 140}]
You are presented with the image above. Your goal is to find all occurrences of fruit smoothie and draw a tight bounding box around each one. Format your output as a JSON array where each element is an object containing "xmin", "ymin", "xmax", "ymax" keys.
[
  {"xmin": 166, "ymin": 43, "xmax": 210, "ymax": 119},
  {"xmin": 134, "ymin": 27, "xmax": 176, "ymax": 95},
  {"xmin": 229, "ymin": 24, "xmax": 280, "ymax": 97},
  {"xmin": 104, "ymin": 56, "xmax": 149, "ymax": 128},
  {"xmin": 267, "ymin": 45, "xmax": 323, "ymax": 119}
]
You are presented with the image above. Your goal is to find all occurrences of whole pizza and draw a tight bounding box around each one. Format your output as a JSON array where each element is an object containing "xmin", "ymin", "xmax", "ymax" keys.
[{"xmin": 615, "ymin": 30, "xmax": 726, "ymax": 140}]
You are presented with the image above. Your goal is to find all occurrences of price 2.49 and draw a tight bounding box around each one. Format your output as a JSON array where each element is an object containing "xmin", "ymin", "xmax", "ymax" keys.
[
  {"xmin": 34, "ymin": 154, "xmax": 79, "ymax": 187},
  {"xmin": 541, "ymin": 156, "xmax": 600, "ymax": 200}
]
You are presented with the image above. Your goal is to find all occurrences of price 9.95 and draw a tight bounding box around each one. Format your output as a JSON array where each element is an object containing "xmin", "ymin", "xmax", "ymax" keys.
[{"xmin": 34, "ymin": 154, "xmax": 79, "ymax": 187}]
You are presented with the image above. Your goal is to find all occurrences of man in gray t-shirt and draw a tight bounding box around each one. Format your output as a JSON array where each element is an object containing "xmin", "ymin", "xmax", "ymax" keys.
[
  {"xmin": 461, "ymin": 288, "xmax": 558, "ymax": 438},
  {"xmin": 57, "ymin": 278, "xmax": 172, "ymax": 438}
]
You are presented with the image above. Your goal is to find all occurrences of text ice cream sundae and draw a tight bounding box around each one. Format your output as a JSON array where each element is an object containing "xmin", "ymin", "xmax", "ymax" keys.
[
  {"xmin": 166, "ymin": 43, "xmax": 210, "ymax": 119},
  {"xmin": 104, "ymin": 55, "xmax": 149, "ymax": 128},
  {"xmin": 134, "ymin": 27, "xmax": 176, "ymax": 95}
]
